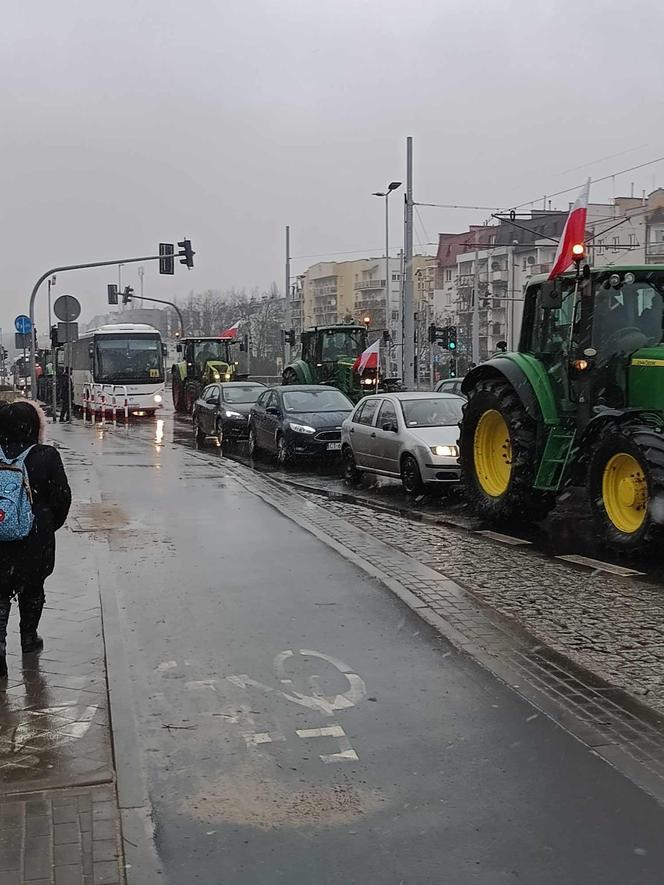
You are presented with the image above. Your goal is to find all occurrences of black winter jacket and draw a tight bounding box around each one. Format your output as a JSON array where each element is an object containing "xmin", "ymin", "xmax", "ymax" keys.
[{"xmin": 0, "ymin": 443, "xmax": 71, "ymax": 589}]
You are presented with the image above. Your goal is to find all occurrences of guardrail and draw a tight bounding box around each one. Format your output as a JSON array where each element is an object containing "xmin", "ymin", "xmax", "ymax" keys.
[{"xmin": 83, "ymin": 384, "xmax": 129, "ymax": 425}]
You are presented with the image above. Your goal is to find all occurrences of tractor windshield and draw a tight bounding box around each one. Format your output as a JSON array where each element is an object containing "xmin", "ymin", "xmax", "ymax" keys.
[
  {"xmin": 592, "ymin": 281, "xmax": 664, "ymax": 364},
  {"xmin": 320, "ymin": 329, "xmax": 366, "ymax": 362},
  {"xmin": 192, "ymin": 340, "xmax": 232, "ymax": 374}
]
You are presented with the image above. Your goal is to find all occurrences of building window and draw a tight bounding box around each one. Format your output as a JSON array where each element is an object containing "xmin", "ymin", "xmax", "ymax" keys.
[
  {"xmin": 445, "ymin": 269, "xmax": 452, "ymax": 282},
  {"xmin": 392, "ymin": 273, "xmax": 400, "ymax": 281},
  {"xmin": 629, "ymin": 233, "xmax": 637, "ymax": 247},
  {"xmin": 612, "ymin": 237, "xmax": 619, "ymax": 252}
]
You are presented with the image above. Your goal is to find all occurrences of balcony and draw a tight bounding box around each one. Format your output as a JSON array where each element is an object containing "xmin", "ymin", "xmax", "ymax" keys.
[
  {"xmin": 490, "ymin": 269, "xmax": 509, "ymax": 282},
  {"xmin": 354, "ymin": 279, "xmax": 386, "ymax": 291}
]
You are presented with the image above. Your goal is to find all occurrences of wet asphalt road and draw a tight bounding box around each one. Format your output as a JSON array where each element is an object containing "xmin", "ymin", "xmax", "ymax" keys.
[{"xmin": 57, "ymin": 412, "xmax": 664, "ymax": 884}]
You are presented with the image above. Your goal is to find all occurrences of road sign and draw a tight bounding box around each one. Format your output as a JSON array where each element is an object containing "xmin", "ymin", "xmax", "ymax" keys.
[
  {"xmin": 159, "ymin": 243, "xmax": 174, "ymax": 275},
  {"xmin": 14, "ymin": 315, "xmax": 32, "ymax": 335},
  {"xmin": 57, "ymin": 322, "xmax": 78, "ymax": 344},
  {"xmin": 54, "ymin": 295, "xmax": 81, "ymax": 323},
  {"xmin": 15, "ymin": 333, "xmax": 31, "ymax": 349}
]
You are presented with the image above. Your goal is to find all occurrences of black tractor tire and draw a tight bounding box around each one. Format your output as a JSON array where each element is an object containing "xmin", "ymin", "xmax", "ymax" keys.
[
  {"xmin": 282, "ymin": 368, "xmax": 299, "ymax": 385},
  {"xmin": 172, "ymin": 374, "xmax": 185, "ymax": 413},
  {"xmin": 248, "ymin": 425, "xmax": 260, "ymax": 458},
  {"xmin": 459, "ymin": 378, "xmax": 555, "ymax": 523},
  {"xmin": 343, "ymin": 446, "xmax": 362, "ymax": 487},
  {"xmin": 401, "ymin": 453, "xmax": 424, "ymax": 496},
  {"xmin": 275, "ymin": 434, "xmax": 291, "ymax": 467},
  {"xmin": 184, "ymin": 382, "xmax": 201, "ymax": 414},
  {"xmin": 587, "ymin": 423, "xmax": 664, "ymax": 551}
]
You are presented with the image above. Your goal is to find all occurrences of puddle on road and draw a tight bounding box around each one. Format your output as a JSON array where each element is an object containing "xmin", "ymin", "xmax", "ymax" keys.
[{"xmin": 184, "ymin": 765, "xmax": 384, "ymax": 830}]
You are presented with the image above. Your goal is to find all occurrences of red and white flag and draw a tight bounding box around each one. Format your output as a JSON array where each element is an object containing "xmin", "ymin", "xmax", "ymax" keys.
[
  {"xmin": 352, "ymin": 339, "xmax": 380, "ymax": 375},
  {"xmin": 220, "ymin": 320, "xmax": 241, "ymax": 338},
  {"xmin": 548, "ymin": 178, "xmax": 590, "ymax": 280}
]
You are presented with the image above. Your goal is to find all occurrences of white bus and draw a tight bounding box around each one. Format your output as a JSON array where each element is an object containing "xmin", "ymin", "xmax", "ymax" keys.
[{"xmin": 68, "ymin": 323, "xmax": 166, "ymax": 416}]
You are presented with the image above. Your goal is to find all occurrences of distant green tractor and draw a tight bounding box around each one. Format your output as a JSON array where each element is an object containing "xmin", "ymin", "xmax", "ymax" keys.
[
  {"xmin": 460, "ymin": 265, "xmax": 664, "ymax": 550},
  {"xmin": 283, "ymin": 324, "xmax": 377, "ymax": 402},
  {"xmin": 172, "ymin": 337, "xmax": 242, "ymax": 413}
]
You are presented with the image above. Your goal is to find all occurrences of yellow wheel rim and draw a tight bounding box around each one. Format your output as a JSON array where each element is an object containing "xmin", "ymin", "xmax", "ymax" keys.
[
  {"xmin": 602, "ymin": 452, "xmax": 647, "ymax": 534},
  {"xmin": 473, "ymin": 409, "xmax": 512, "ymax": 497}
]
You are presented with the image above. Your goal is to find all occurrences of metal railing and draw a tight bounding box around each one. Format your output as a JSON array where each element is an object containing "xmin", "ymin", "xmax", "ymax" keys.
[{"xmin": 83, "ymin": 384, "xmax": 129, "ymax": 425}]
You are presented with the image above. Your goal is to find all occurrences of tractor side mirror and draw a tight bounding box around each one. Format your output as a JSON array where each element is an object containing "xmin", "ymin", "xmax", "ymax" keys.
[
  {"xmin": 496, "ymin": 340, "xmax": 508, "ymax": 353},
  {"xmin": 540, "ymin": 281, "xmax": 562, "ymax": 310}
]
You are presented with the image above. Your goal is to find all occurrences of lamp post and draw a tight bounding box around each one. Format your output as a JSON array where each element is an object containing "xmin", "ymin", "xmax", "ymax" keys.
[
  {"xmin": 372, "ymin": 181, "xmax": 401, "ymax": 375},
  {"xmin": 47, "ymin": 275, "xmax": 57, "ymax": 421}
]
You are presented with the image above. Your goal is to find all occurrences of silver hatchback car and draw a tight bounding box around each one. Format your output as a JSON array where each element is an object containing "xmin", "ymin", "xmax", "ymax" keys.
[{"xmin": 341, "ymin": 392, "xmax": 464, "ymax": 494}]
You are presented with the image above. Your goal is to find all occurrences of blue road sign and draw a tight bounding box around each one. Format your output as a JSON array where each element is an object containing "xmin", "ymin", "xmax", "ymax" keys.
[{"xmin": 14, "ymin": 315, "xmax": 32, "ymax": 335}]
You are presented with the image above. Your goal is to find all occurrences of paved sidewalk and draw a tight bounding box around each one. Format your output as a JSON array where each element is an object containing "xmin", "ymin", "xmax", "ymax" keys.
[{"xmin": 0, "ymin": 449, "xmax": 124, "ymax": 885}]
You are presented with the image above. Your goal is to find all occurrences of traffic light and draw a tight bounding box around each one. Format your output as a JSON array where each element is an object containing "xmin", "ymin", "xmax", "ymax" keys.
[
  {"xmin": 428, "ymin": 323, "xmax": 436, "ymax": 344},
  {"xmin": 50, "ymin": 325, "xmax": 58, "ymax": 349},
  {"xmin": 107, "ymin": 284, "xmax": 118, "ymax": 305},
  {"xmin": 447, "ymin": 326, "xmax": 457, "ymax": 351},
  {"xmin": 283, "ymin": 328, "xmax": 296, "ymax": 346},
  {"xmin": 122, "ymin": 286, "xmax": 134, "ymax": 305},
  {"xmin": 178, "ymin": 239, "xmax": 195, "ymax": 269}
]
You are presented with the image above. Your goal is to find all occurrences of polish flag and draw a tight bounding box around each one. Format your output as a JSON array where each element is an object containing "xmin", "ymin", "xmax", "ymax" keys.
[
  {"xmin": 352, "ymin": 339, "xmax": 380, "ymax": 375},
  {"xmin": 220, "ymin": 320, "xmax": 241, "ymax": 338},
  {"xmin": 548, "ymin": 178, "xmax": 591, "ymax": 280}
]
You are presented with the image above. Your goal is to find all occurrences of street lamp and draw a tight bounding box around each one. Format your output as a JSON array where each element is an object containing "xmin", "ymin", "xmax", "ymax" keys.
[
  {"xmin": 372, "ymin": 181, "xmax": 401, "ymax": 373},
  {"xmin": 47, "ymin": 275, "xmax": 57, "ymax": 422}
]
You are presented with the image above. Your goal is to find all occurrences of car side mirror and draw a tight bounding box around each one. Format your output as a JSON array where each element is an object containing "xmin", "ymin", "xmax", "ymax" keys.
[
  {"xmin": 382, "ymin": 421, "xmax": 398, "ymax": 433},
  {"xmin": 540, "ymin": 280, "xmax": 562, "ymax": 310}
]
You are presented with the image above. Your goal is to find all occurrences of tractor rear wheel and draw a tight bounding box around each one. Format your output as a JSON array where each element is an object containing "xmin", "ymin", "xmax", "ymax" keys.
[
  {"xmin": 588, "ymin": 424, "xmax": 664, "ymax": 550},
  {"xmin": 172, "ymin": 373, "xmax": 185, "ymax": 412},
  {"xmin": 460, "ymin": 378, "xmax": 554, "ymax": 522}
]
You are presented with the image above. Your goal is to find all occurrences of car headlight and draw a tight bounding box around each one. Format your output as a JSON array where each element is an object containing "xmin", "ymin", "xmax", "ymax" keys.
[
  {"xmin": 225, "ymin": 410, "xmax": 243, "ymax": 419},
  {"xmin": 153, "ymin": 394, "xmax": 163, "ymax": 404},
  {"xmin": 289, "ymin": 422, "xmax": 316, "ymax": 435},
  {"xmin": 431, "ymin": 444, "xmax": 459, "ymax": 457}
]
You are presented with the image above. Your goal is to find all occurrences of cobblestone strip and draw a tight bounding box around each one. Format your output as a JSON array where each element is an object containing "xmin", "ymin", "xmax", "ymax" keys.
[
  {"xmin": 204, "ymin": 455, "xmax": 664, "ymax": 800},
  {"xmin": 0, "ymin": 785, "xmax": 122, "ymax": 885}
]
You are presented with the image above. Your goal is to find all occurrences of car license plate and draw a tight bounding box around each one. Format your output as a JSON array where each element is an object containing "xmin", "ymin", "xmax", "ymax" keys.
[{"xmin": 327, "ymin": 442, "xmax": 341, "ymax": 451}]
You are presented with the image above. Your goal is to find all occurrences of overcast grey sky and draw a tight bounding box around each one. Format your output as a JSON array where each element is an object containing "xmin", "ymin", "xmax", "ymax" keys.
[{"xmin": 2, "ymin": 0, "xmax": 664, "ymax": 333}]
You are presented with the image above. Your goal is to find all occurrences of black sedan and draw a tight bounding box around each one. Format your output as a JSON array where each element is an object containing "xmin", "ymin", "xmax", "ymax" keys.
[
  {"xmin": 193, "ymin": 382, "xmax": 266, "ymax": 446},
  {"xmin": 248, "ymin": 385, "xmax": 354, "ymax": 465}
]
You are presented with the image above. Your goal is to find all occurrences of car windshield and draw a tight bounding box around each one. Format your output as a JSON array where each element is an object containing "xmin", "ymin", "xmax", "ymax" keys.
[
  {"xmin": 400, "ymin": 397, "xmax": 463, "ymax": 427},
  {"xmin": 282, "ymin": 389, "xmax": 352, "ymax": 412},
  {"xmin": 223, "ymin": 385, "xmax": 264, "ymax": 404},
  {"xmin": 95, "ymin": 336, "xmax": 164, "ymax": 383}
]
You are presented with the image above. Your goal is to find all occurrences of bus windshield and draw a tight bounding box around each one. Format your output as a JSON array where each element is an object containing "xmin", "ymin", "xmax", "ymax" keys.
[{"xmin": 95, "ymin": 336, "xmax": 164, "ymax": 383}]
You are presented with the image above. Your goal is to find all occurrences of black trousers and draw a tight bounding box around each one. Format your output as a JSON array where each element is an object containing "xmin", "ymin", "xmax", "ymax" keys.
[{"xmin": 0, "ymin": 583, "xmax": 45, "ymax": 654}]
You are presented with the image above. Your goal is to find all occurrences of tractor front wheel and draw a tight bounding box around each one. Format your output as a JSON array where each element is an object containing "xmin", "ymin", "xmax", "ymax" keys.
[
  {"xmin": 460, "ymin": 379, "xmax": 554, "ymax": 522},
  {"xmin": 588, "ymin": 424, "xmax": 664, "ymax": 550},
  {"xmin": 172, "ymin": 374, "xmax": 185, "ymax": 412}
]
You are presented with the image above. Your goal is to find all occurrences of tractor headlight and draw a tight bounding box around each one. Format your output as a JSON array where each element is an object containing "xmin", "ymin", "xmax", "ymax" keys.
[
  {"xmin": 624, "ymin": 272, "xmax": 636, "ymax": 285},
  {"xmin": 224, "ymin": 372, "xmax": 231, "ymax": 380},
  {"xmin": 153, "ymin": 394, "xmax": 163, "ymax": 404},
  {"xmin": 361, "ymin": 377, "xmax": 374, "ymax": 386},
  {"xmin": 609, "ymin": 273, "xmax": 621, "ymax": 288},
  {"xmin": 211, "ymin": 370, "xmax": 221, "ymax": 381},
  {"xmin": 289, "ymin": 422, "xmax": 316, "ymax": 435},
  {"xmin": 431, "ymin": 445, "xmax": 459, "ymax": 457}
]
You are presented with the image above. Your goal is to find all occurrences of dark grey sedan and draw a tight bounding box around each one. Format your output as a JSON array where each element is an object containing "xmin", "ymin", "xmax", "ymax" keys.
[
  {"xmin": 248, "ymin": 385, "xmax": 354, "ymax": 465},
  {"xmin": 193, "ymin": 382, "xmax": 266, "ymax": 446}
]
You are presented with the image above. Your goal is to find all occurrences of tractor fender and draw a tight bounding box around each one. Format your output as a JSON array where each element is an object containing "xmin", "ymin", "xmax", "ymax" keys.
[
  {"xmin": 461, "ymin": 357, "xmax": 545, "ymax": 424},
  {"xmin": 577, "ymin": 408, "xmax": 653, "ymax": 449},
  {"xmin": 284, "ymin": 359, "xmax": 314, "ymax": 384}
]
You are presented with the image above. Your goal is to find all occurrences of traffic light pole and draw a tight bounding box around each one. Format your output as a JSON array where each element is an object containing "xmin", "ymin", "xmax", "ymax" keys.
[
  {"xmin": 28, "ymin": 252, "xmax": 177, "ymax": 398},
  {"xmin": 125, "ymin": 294, "xmax": 185, "ymax": 337}
]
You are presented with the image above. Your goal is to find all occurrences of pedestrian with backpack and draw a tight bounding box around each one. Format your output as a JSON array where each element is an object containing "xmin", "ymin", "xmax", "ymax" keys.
[{"xmin": 0, "ymin": 401, "xmax": 71, "ymax": 679}]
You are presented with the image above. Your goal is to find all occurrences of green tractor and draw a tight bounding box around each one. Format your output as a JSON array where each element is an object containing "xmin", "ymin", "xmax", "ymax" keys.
[
  {"xmin": 172, "ymin": 337, "xmax": 242, "ymax": 413},
  {"xmin": 283, "ymin": 324, "xmax": 378, "ymax": 402},
  {"xmin": 459, "ymin": 264, "xmax": 664, "ymax": 550}
]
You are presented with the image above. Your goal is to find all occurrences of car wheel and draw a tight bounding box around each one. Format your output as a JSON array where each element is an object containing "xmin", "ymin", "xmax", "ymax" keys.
[
  {"xmin": 193, "ymin": 417, "xmax": 207, "ymax": 447},
  {"xmin": 248, "ymin": 426, "xmax": 260, "ymax": 458},
  {"xmin": 276, "ymin": 434, "xmax": 291, "ymax": 467},
  {"xmin": 343, "ymin": 446, "xmax": 362, "ymax": 487},
  {"xmin": 401, "ymin": 453, "xmax": 424, "ymax": 495}
]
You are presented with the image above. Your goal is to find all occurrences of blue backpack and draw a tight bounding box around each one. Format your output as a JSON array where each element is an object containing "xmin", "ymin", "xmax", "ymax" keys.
[{"xmin": 0, "ymin": 445, "xmax": 35, "ymax": 542}]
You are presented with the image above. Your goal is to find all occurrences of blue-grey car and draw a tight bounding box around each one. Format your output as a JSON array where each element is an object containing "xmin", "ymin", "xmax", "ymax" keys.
[{"xmin": 248, "ymin": 385, "xmax": 354, "ymax": 465}]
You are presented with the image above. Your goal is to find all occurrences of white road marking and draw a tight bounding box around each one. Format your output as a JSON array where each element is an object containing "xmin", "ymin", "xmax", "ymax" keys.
[
  {"xmin": 556, "ymin": 554, "xmax": 644, "ymax": 576},
  {"xmin": 155, "ymin": 661, "xmax": 178, "ymax": 672},
  {"xmin": 274, "ymin": 649, "xmax": 367, "ymax": 715},
  {"xmin": 243, "ymin": 730, "xmax": 286, "ymax": 747},
  {"xmin": 296, "ymin": 724, "xmax": 359, "ymax": 763},
  {"xmin": 477, "ymin": 530, "xmax": 532, "ymax": 546},
  {"xmin": 185, "ymin": 680, "xmax": 218, "ymax": 691}
]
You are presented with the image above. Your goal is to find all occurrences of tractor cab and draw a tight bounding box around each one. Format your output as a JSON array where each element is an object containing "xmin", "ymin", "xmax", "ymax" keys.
[
  {"xmin": 283, "ymin": 324, "xmax": 374, "ymax": 401},
  {"xmin": 172, "ymin": 337, "xmax": 240, "ymax": 413}
]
